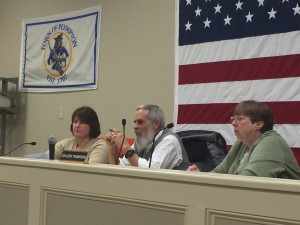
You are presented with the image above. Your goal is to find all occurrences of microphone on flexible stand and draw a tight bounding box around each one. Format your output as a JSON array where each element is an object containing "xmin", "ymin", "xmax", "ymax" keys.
[
  {"xmin": 115, "ymin": 119, "xmax": 126, "ymax": 164},
  {"xmin": 4, "ymin": 142, "xmax": 37, "ymax": 156},
  {"xmin": 149, "ymin": 123, "xmax": 174, "ymax": 168},
  {"xmin": 48, "ymin": 135, "xmax": 57, "ymax": 160}
]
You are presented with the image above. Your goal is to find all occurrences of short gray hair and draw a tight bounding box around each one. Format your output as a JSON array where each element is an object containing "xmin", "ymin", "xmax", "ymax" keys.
[{"xmin": 136, "ymin": 104, "xmax": 165, "ymax": 129}]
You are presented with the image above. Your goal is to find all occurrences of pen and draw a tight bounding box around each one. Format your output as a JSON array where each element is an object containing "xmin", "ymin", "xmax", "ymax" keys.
[{"xmin": 109, "ymin": 129, "xmax": 119, "ymax": 133}]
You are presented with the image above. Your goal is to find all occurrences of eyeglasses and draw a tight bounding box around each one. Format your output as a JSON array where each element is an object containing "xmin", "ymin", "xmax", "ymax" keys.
[{"xmin": 229, "ymin": 116, "xmax": 250, "ymax": 124}]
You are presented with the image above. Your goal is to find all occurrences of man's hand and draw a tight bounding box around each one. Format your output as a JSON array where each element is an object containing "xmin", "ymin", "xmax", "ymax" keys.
[
  {"xmin": 104, "ymin": 129, "xmax": 120, "ymax": 164},
  {"xmin": 106, "ymin": 129, "xmax": 131, "ymax": 155},
  {"xmin": 104, "ymin": 129, "xmax": 117, "ymax": 147}
]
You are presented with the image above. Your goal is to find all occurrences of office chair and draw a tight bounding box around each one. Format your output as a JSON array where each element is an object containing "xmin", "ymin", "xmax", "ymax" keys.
[{"xmin": 176, "ymin": 130, "xmax": 227, "ymax": 172}]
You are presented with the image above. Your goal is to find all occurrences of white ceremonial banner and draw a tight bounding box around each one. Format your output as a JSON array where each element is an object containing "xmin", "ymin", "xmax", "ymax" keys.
[{"xmin": 19, "ymin": 6, "xmax": 101, "ymax": 92}]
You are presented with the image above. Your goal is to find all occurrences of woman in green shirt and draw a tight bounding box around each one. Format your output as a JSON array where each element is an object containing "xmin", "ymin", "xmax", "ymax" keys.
[{"xmin": 187, "ymin": 100, "xmax": 300, "ymax": 179}]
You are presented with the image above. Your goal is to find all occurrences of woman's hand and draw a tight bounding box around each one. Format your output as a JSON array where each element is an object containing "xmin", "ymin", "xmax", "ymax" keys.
[{"xmin": 186, "ymin": 164, "xmax": 200, "ymax": 172}]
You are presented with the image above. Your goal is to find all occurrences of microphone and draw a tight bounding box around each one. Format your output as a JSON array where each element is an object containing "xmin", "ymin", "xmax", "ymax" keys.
[
  {"xmin": 149, "ymin": 123, "xmax": 174, "ymax": 168},
  {"xmin": 48, "ymin": 135, "xmax": 57, "ymax": 160},
  {"xmin": 4, "ymin": 142, "xmax": 37, "ymax": 156},
  {"xmin": 122, "ymin": 119, "xmax": 126, "ymax": 127},
  {"xmin": 165, "ymin": 123, "xmax": 174, "ymax": 129},
  {"xmin": 116, "ymin": 119, "xmax": 126, "ymax": 164}
]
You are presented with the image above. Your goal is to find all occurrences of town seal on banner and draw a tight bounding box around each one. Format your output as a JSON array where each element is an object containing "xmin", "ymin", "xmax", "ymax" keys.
[{"xmin": 42, "ymin": 28, "xmax": 74, "ymax": 84}]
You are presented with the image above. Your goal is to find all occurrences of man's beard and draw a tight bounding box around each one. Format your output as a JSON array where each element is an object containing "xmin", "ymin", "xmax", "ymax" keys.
[{"xmin": 135, "ymin": 128, "xmax": 156, "ymax": 153}]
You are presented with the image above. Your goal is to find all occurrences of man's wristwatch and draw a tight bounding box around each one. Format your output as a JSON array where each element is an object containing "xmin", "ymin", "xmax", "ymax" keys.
[{"xmin": 125, "ymin": 149, "xmax": 135, "ymax": 159}]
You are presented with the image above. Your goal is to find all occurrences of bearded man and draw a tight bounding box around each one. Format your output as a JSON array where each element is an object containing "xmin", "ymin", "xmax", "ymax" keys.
[{"xmin": 106, "ymin": 104, "xmax": 190, "ymax": 170}]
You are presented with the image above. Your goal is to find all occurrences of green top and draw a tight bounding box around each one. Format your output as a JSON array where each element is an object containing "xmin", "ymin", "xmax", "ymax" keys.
[{"xmin": 213, "ymin": 130, "xmax": 300, "ymax": 179}]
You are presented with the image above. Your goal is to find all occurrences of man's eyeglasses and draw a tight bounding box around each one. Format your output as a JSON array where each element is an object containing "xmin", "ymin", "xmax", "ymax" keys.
[{"xmin": 229, "ymin": 116, "xmax": 250, "ymax": 124}]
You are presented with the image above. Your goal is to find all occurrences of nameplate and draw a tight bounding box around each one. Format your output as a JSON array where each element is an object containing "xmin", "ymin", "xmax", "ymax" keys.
[{"xmin": 59, "ymin": 150, "xmax": 87, "ymax": 163}]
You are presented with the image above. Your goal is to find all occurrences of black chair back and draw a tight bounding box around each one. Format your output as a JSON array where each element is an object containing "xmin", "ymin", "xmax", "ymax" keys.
[{"xmin": 176, "ymin": 130, "xmax": 227, "ymax": 172}]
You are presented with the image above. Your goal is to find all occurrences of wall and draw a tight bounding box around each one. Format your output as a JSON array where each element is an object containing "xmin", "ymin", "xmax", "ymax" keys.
[{"xmin": 0, "ymin": 0, "xmax": 176, "ymax": 155}]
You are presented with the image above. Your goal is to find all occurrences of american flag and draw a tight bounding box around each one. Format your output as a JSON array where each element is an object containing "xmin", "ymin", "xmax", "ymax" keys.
[{"xmin": 174, "ymin": 0, "xmax": 300, "ymax": 163}]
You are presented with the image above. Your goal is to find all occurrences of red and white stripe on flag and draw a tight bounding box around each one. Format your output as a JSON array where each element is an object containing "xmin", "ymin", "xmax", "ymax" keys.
[{"xmin": 175, "ymin": 0, "xmax": 300, "ymax": 163}]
